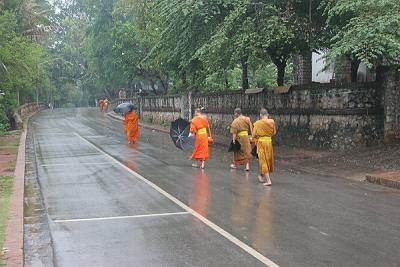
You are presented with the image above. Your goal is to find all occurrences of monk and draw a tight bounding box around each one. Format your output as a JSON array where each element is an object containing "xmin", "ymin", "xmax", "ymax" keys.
[
  {"xmin": 124, "ymin": 110, "xmax": 140, "ymax": 144},
  {"xmin": 190, "ymin": 108, "xmax": 210, "ymax": 169},
  {"xmin": 230, "ymin": 108, "xmax": 253, "ymax": 171},
  {"xmin": 103, "ymin": 98, "xmax": 110, "ymax": 112},
  {"xmin": 99, "ymin": 99, "xmax": 104, "ymax": 111},
  {"xmin": 252, "ymin": 108, "xmax": 276, "ymax": 186}
]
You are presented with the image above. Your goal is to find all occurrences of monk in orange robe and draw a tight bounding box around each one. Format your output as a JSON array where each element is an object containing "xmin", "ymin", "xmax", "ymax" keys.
[
  {"xmin": 99, "ymin": 99, "xmax": 104, "ymax": 111},
  {"xmin": 102, "ymin": 98, "xmax": 110, "ymax": 112},
  {"xmin": 230, "ymin": 108, "xmax": 253, "ymax": 171},
  {"xmin": 252, "ymin": 108, "xmax": 276, "ymax": 186},
  {"xmin": 124, "ymin": 110, "xmax": 140, "ymax": 144},
  {"xmin": 190, "ymin": 108, "xmax": 210, "ymax": 169}
]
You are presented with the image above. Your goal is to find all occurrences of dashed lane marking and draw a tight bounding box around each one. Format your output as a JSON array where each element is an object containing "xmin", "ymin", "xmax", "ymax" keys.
[
  {"xmin": 54, "ymin": 212, "xmax": 190, "ymax": 223},
  {"xmin": 39, "ymin": 162, "xmax": 114, "ymax": 167},
  {"xmin": 74, "ymin": 132, "xmax": 279, "ymax": 267}
]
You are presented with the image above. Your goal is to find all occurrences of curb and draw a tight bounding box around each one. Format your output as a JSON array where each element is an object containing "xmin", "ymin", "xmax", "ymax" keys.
[
  {"xmin": 366, "ymin": 172, "xmax": 400, "ymax": 190},
  {"xmin": 3, "ymin": 119, "xmax": 28, "ymax": 267}
]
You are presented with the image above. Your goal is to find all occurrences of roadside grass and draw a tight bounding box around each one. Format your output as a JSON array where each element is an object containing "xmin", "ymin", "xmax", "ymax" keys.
[
  {"xmin": 0, "ymin": 131, "xmax": 20, "ymax": 265},
  {"xmin": 0, "ymin": 176, "xmax": 14, "ymax": 265}
]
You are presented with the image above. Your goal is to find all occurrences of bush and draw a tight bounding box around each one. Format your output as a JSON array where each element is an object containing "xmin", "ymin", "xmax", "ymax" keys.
[{"xmin": 0, "ymin": 107, "xmax": 10, "ymax": 134}]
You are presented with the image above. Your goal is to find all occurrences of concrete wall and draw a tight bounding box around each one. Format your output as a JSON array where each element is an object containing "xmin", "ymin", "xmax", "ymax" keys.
[{"xmin": 139, "ymin": 83, "xmax": 383, "ymax": 149}]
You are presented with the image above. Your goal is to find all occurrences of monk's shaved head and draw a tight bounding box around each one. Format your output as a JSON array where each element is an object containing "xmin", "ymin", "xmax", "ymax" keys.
[
  {"xmin": 234, "ymin": 108, "xmax": 242, "ymax": 115},
  {"xmin": 195, "ymin": 108, "xmax": 202, "ymax": 114},
  {"xmin": 260, "ymin": 108, "xmax": 269, "ymax": 117}
]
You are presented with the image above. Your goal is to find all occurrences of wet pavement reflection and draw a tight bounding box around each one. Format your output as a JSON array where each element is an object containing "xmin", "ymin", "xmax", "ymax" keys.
[{"xmin": 25, "ymin": 108, "xmax": 400, "ymax": 267}]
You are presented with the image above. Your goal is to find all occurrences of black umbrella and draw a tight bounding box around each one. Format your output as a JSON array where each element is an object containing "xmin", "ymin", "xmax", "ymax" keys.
[
  {"xmin": 114, "ymin": 102, "xmax": 137, "ymax": 114},
  {"xmin": 228, "ymin": 140, "xmax": 241, "ymax": 152},
  {"xmin": 170, "ymin": 118, "xmax": 194, "ymax": 151}
]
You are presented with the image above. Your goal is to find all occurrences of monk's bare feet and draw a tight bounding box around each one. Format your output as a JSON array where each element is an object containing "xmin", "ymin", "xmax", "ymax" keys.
[
  {"xmin": 263, "ymin": 174, "xmax": 272, "ymax": 186},
  {"xmin": 230, "ymin": 164, "xmax": 237, "ymax": 169},
  {"xmin": 200, "ymin": 161, "xmax": 205, "ymax": 169},
  {"xmin": 258, "ymin": 175, "xmax": 266, "ymax": 183},
  {"xmin": 245, "ymin": 163, "xmax": 250, "ymax": 171},
  {"xmin": 191, "ymin": 163, "xmax": 199, "ymax": 168}
]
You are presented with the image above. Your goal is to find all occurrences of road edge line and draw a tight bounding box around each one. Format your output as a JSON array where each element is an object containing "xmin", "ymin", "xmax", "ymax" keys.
[{"xmin": 74, "ymin": 132, "xmax": 279, "ymax": 267}]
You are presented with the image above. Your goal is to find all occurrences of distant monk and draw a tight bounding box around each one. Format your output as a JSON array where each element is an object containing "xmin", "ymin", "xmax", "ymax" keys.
[
  {"xmin": 102, "ymin": 98, "xmax": 110, "ymax": 112},
  {"xmin": 99, "ymin": 99, "xmax": 104, "ymax": 111},
  {"xmin": 252, "ymin": 108, "xmax": 276, "ymax": 186},
  {"xmin": 190, "ymin": 108, "xmax": 210, "ymax": 169},
  {"xmin": 230, "ymin": 108, "xmax": 253, "ymax": 171},
  {"xmin": 124, "ymin": 110, "xmax": 140, "ymax": 144}
]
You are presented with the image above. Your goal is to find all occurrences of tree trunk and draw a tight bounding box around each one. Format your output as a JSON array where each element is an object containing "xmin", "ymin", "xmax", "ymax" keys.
[
  {"xmin": 181, "ymin": 71, "xmax": 187, "ymax": 91},
  {"xmin": 351, "ymin": 59, "xmax": 361, "ymax": 82},
  {"xmin": 16, "ymin": 87, "xmax": 20, "ymax": 106},
  {"xmin": 252, "ymin": 66, "xmax": 257, "ymax": 87},
  {"xmin": 150, "ymin": 80, "xmax": 157, "ymax": 95},
  {"xmin": 157, "ymin": 75, "xmax": 167, "ymax": 94},
  {"xmin": 224, "ymin": 69, "xmax": 229, "ymax": 90},
  {"xmin": 276, "ymin": 62, "xmax": 287, "ymax": 86},
  {"xmin": 241, "ymin": 56, "xmax": 249, "ymax": 90}
]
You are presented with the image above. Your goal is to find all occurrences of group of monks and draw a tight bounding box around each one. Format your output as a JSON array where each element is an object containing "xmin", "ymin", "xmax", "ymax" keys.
[
  {"xmin": 98, "ymin": 98, "xmax": 110, "ymax": 112},
  {"xmin": 116, "ymin": 104, "xmax": 276, "ymax": 186},
  {"xmin": 190, "ymin": 107, "xmax": 276, "ymax": 186}
]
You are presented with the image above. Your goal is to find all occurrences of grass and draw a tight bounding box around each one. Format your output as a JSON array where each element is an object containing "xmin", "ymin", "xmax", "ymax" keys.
[
  {"xmin": 0, "ymin": 131, "xmax": 20, "ymax": 265},
  {"xmin": 0, "ymin": 176, "xmax": 14, "ymax": 263}
]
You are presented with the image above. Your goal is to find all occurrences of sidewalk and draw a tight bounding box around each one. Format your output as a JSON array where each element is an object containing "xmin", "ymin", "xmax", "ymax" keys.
[{"xmin": 108, "ymin": 112, "xmax": 400, "ymax": 190}]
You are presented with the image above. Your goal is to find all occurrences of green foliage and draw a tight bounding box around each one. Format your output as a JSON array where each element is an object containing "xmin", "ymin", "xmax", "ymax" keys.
[
  {"xmin": 1, "ymin": 0, "xmax": 397, "ymax": 114},
  {"xmin": 0, "ymin": 9, "xmax": 48, "ymax": 129},
  {"xmin": 325, "ymin": 0, "xmax": 400, "ymax": 66}
]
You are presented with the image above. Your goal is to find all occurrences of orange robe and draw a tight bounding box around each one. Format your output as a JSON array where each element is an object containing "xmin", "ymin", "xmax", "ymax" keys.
[
  {"xmin": 230, "ymin": 116, "xmax": 253, "ymax": 165},
  {"xmin": 124, "ymin": 111, "xmax": 140, "ymax": 142},
  {"xmin": 252, "ymin": 119, "xmax": 275, "ymax": 174},
  {"xmin": 99, "ymin": 100, "xmax": 104, "ymax": 111},
  {"xmin": 190, "ymin": 116, "xmax": 209, "ymax": 161},
  {"xmin": 103, "ymin": 100, "xmax": 109, "ymax": 112}
]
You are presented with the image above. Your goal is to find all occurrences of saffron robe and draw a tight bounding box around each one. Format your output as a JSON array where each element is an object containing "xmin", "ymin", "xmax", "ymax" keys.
[
  {"xmin": 252, "ymin": 119, "xmax": 275, "ymax": 174},
  {"xmin": 190, "ymin": 115, "xmax": 210, "ymax": 161},
  {"xmin": 103, "ymin": 100, "xmax": 109, "ymax": 112},
  {"xmin": 230, "ymin": 116, "xmax": 252, "ymax": 165},
  {"xmin": 124, "ymin": 111, "xmax": 140, "ymax": 142}
]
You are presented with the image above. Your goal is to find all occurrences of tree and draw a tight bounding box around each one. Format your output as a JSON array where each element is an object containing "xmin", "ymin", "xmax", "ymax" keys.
[{"xmin": 325, "ymin": 0, "xmax": 400, "ymax": 68}]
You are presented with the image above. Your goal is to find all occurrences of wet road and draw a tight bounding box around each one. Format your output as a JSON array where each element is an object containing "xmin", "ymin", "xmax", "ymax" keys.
[{"xmin": 26, "ymin": 108, "xmax": 400, "ymax": 267}]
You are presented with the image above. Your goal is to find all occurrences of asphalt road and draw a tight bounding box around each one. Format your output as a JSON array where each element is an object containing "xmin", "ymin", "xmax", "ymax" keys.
[{"xmin": 26, "ymin": 108, "xmax": 400, "ymax": 267}]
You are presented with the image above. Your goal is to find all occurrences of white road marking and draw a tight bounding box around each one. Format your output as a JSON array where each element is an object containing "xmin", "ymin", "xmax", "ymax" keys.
[
  {"xmin": 39, "ymin": 162, "xmax": 114, "ymax": 167},
  {"xmin": 309, "ymin": 226, "xmax": 330, "ymax": 237},
  {"xmin": 54, "ymin": 211, "xmax": 190, "ymax": 223},
  {"xmin": 74, "ymin": 132, "xmax": 280, "ymax": 267},
  {"xmin": 37, "ymin": 152, "xmax": 100, "ymax": 159},
  {"xmin": 85, "ymin": 135, "xmax": 106, "ymax": 138},
  {"xmin": 34, "ymin": 133, "xmax": 72, "ymax": 136}
]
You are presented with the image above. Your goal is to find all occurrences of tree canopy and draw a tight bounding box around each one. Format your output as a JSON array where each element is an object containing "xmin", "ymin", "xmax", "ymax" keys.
[{"xmin": 1, "ymin": 0, "xmax": 399, "ymax": 131}]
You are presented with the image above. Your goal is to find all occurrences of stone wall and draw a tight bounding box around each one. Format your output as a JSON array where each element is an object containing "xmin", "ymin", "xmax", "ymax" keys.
[
  {"xmin": 139, "ymin": 82, "xmax": 383, "ymax": 149},
  {"xmin": 380, "ymin": 67, "xmax": 400, "ymax": 142},
  {"xmin": 13, "ymin": 103, "xmax": 47, "ymax": 129},
  {"xmin": 140, "ymin": 95, "xmax": 182, "ymax": 125}
]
